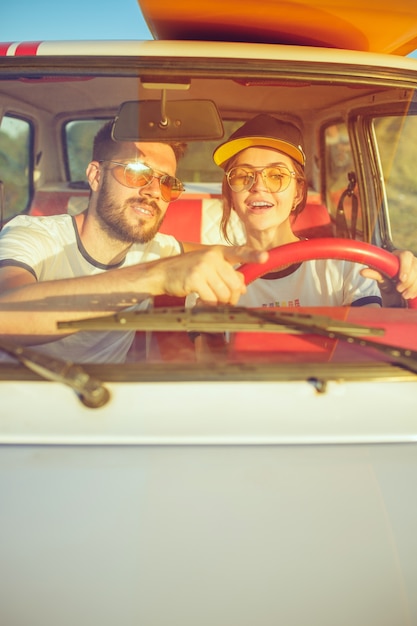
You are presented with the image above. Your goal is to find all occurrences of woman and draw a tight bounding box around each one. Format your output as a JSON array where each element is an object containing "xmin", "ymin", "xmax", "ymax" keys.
[{"xmin": 213, "ymin": 113, "xmax": 417, "ymax": 308}]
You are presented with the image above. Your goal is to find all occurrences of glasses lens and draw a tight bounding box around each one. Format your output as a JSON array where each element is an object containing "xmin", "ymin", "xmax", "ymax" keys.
[
  {"xmin": 263, "ymin": 167, "xmax": 292, "ymax": 193},
  {"xmin": 227, "ymin": 167, "xmax": 255, "ymax": 192},
  {"xmin": 123, "ymin": 163, "xmax": 153, "ymax": 188},
  {"xmin": 160, "ymin": 175, "xmax": 184, "ymax": 202},
  {"xmin": 110, "ymin": 163, "xmax": 152, "ymax": 188}
]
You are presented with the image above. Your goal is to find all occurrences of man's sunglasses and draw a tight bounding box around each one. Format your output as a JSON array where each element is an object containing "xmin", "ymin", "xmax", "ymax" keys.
[
  {"xmin": 100, "ymin": 160, "xmax": 184, "ymax": 202},
  {"xmin": 226, "ymin": 165, "xmax": 296, "ymax": 194}
]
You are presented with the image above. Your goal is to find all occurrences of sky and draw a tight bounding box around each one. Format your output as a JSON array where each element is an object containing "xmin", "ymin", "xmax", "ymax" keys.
[
  {"xmin": 1, "ymin": 0, "xmax": 152, "ymax": 42},
  {"xmin": 1, "ymin": 0, "xmax": 416, "ymax": 58}
]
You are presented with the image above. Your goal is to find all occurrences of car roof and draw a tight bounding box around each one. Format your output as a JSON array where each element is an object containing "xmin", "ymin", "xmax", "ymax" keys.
[{"xmin": 2, "ymin": 39, "xmax": 417, "ymax": 73}]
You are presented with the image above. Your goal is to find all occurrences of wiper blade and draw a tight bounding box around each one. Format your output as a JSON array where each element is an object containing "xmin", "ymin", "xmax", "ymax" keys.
[
  {"xmin": 0, "ymin": 340, "xmax": 110, "ymax": 408},
  {"xmin": 247, "ymin": 308, "xmax": 417, "ymax": 376},
  {"xmin": 57, "ymin": 305, "xmax": 417, "ymax": 376},
  {"xmin": 57, "ymin": 306, "xmax": 384, "ymax": 336}
]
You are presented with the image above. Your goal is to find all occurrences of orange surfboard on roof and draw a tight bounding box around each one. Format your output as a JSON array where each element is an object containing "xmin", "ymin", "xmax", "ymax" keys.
[{"xmin": 137, "ymin": 0, "xmax": 417, "ymax": 55}]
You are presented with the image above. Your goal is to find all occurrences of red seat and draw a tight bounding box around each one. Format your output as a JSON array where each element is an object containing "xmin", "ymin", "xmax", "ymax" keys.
[
  {"xmin": 159, "ymin": 197, "xmax": 203, "ymax": 242},
  {"xmin": 30, "ymin": 189, "xmax": 87, "ymax": 216},
  {"xmin": 30, "ymin": 190, "xmax": 333, "ymax": 241},
  {"xmin": 291, "ymin": 200, "xmax": 333, "ymax": 238}
]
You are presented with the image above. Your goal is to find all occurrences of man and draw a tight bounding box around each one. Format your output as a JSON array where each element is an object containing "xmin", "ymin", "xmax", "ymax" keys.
[{"xmin": 0, "ymin": 121, "xmax": 267, "ymax": 362}]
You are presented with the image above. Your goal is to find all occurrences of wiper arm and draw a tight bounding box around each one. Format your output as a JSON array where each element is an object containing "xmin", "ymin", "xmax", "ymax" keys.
[
  {"xmin": 57, "ymin": 305, "xmax": 417, "ymax": 375},
  {"xmin": 0, "ymin": 339, "xmax": 110, "ymax": 408}
]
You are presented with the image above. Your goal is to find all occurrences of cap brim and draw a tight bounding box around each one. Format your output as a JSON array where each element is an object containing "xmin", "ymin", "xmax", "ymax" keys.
[{"xmin": 213, "ymin": 136, "xmax": 305, "ymax": 167}]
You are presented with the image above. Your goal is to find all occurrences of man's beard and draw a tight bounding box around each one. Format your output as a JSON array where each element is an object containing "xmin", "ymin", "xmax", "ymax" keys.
[{"xmin": 95, "ymin": 180, "xmax": 165, "ymax": 244}]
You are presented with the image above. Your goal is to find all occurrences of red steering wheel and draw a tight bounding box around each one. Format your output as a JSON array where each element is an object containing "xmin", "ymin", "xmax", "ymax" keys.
[{"xmin": 238, "ymin": 238, "xmax": 417, "ymax": 309}]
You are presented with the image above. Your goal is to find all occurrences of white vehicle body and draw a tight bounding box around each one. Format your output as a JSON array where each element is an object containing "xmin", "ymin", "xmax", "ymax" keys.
[{"xmin": 1, "ymin": 8, "xmax": 417, "ymax": 623}]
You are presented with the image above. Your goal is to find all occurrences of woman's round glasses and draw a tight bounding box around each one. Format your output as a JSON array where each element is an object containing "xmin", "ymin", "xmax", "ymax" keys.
[
  {"xmin": 100, "ymin": 160, "xmax": 184, "ymax": 202},
  {"xmin": 226, "ymin": 165, "xmax": 296, "ymax": 194}
]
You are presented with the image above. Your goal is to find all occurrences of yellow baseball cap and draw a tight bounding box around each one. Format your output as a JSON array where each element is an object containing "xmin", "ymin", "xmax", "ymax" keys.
[{"xmin": 213, "ymin": 114, "xmax": 306, "ymax": 168}]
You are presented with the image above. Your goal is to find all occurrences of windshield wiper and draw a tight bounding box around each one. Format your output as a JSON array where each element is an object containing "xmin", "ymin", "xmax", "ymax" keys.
[
  {"xmin": 57, "ymin": 306, "xmax": 384, "ymax": 335},
  {"xmin": 57, "ymin": 305, "xmax": 417, "ymax": 376},
  {"xmin": 246, "ymin": 308, "xmax": 417, "ymax": 375},
  {"xmin": 0, "ymin": 339, "xmax": 110, "ymax": 408}
]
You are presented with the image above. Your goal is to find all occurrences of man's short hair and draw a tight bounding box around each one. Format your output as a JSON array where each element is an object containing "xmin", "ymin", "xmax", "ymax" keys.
[{"xmin": 92, "ymin": 120, "xmax": 187, "ymax": 162}]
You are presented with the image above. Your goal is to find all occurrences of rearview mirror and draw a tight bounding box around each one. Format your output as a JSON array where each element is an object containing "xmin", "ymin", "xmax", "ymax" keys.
[{"xmin": 112, "ymin": 99, "xmax": 224, "ymax": 142}]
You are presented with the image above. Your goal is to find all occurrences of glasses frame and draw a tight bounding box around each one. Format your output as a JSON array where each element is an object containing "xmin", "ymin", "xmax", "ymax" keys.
[
  {"xmin": 226, "ymin": 165, "xmax": 296, "ymax": 194},
  {"xmin": 99, "ymin": 160, "xmax": 185, "ymax": 202}
]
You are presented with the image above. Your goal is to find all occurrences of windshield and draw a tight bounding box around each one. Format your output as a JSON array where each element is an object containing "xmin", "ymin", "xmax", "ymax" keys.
[{"xmin": 1, "ymin": 53, "xmax": 417, "ymax": 382}]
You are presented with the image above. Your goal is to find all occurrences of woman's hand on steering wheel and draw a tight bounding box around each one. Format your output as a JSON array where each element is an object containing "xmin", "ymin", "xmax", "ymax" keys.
[
  {"xmin": 238, "ymin": 238, "xmax": 417, "ymax": 309},
  {"xmin": 361, "ymin": 249, "xmax": 417, "ymax": 302}
]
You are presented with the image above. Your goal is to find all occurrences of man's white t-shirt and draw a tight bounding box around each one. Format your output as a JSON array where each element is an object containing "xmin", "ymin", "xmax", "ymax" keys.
[{"xmin": 0, "ymin": 214, "xmax": 182, "ymax": 363}]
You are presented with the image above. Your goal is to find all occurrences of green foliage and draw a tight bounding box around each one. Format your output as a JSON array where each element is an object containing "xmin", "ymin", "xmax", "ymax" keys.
[
  {"xmin": 374, "ymin": 116, "xmax": 417, "ymax": 253},
  {"xmin": 0, "ymin": 119, "xmax": 30, "ymax": 220},
  {"xmin": 66, "ymin": 120, "xmax": 109, "ymax": 181}
]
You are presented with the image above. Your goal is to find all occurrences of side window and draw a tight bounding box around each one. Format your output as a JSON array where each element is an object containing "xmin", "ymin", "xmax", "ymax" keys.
[
  {"xmin": 373, "ymin": 115, "xmax": 417, "ymax": 255},
  {"xmin": 65, "ymin": 119, "xmax": 110, "ymax": 183},
  {"xmin": 323, "ymin": 122, "xmax": 363, "ymax": 239},
  {"xmin": 0, "ymin": 115, "xmax": 32, "ymax": 221}
]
